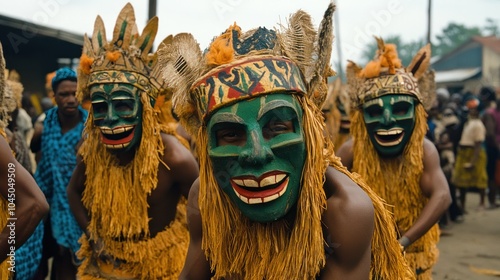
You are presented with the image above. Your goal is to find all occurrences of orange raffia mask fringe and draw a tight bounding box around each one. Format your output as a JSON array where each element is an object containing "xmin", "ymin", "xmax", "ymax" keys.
[
  {"xmin": 351, "ymin": 104, "xmax": 440, "ymax": 278},
  {"xmin": 77, "ymin": 198, "xmax": 188, "ymax": 279},
  {"xmin": 327, "ymin": 154, "xmax": 415, "ymax": 279},
  {"xmin": 77, "ymin": 93, "xmax": 188, "ymax": 279}
]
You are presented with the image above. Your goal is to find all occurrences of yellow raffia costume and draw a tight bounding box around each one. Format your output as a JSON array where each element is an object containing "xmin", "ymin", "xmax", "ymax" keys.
[
  {"xmin": 159, "ymin": 3, "xmax": 413, "ymax": 279},
  {"xmin": 76, "ymin": 3, "xmax": 188, "ymax": 279},
  {"xmin": 323, "ymin": 77, "xmax": 352, "ymax": 151},
  {"xmin": 347, "ymin": 38, "xmax": 437, "ymax": 279}
]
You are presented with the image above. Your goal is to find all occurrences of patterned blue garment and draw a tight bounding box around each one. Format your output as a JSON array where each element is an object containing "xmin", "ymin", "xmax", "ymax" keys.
[
  {"xmin": 34, "ymin": 106, "xmax": 88, "ymax": 258},
  {"xmin": 12, "ymin": 129, "xmax": 43, "ymax": 279},
  {"xmin": 15, "ymin": 222, "xmax": 44, "ymax": 280}
]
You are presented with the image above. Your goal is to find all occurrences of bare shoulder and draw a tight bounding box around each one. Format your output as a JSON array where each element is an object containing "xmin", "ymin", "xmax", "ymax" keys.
[
  {"xmin": 334, "ymin": 138, "xmax": 354, "ymax": 169},
  {"xmin": 186, "ymin": 178, "xmax": 202, "ymax": 232},
  {"xmin": 187, "ymin": 178, "xmax": 200, "ymax": 209},
  {"xmin": 324, "ymin": 165, "xmax": 373, "ymax": 217},
  {"xmin": 322, "ymin": 166, "xmax": 374, "ymax": 270},
  {"xmin": 423, "ymin": 137, "xmax": 440, "ymax": 164},
  {"xmin": 160, "ymin": 133, "xmax": 196, "ymax": 167}
]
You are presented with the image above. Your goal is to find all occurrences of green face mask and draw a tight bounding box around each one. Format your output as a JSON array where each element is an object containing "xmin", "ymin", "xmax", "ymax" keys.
[
  {"xmin": 90, "ymin": 83, "xmax": 143, "ymax": 152},
  {"xmin": 207, "ymin": 93, "xmax": 306, "ymax": 223},
  {"xmin": 362, "ymin": 94, "xmax": 416, "ymax": 157}
]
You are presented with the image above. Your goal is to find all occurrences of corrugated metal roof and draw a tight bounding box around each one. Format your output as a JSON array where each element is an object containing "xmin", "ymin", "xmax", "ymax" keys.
[
  {"xmin": 434, "ymin": 67, "xmax": 481, "ymax": 83},
  {"xmin": 0, "ymin": 13, "xmax": 83, "ymax": 45},
  {"xmin": 473, "ymin": 36, "xmax": 500, "ymax": 54}
]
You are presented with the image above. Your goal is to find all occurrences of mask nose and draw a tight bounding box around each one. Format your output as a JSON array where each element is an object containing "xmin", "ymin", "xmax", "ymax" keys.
[
  {"xmin": 380, "ymin": 108, "xmax": 395, "ymax": 125},
  {"xmin": 238, "ymin": 130, "xmax": 273, "ymax": 167},
  {"xmin": 102, "ymin": 104, "xmax": 119, "ymax": 125}
]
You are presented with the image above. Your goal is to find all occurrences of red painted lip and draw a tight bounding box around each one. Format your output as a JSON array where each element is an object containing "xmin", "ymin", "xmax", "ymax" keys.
[
  {"xmin": 231, "ymin": 178, "xmax": 288, "ymax": 199},
  {"xmin": 100, "ymin": 126, "xmax": 135, "ymax": 145}
]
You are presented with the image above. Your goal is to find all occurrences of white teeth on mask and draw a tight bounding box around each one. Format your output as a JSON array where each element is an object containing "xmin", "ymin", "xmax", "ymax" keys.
[
  {"xmin": 100, "ymin": 125, "xmax": 134, "ymax": 135},
  {"xmin": 262, "ymin": 193, "xmax": 280, "ymax": 203},
  {"xmin": 248, "ymin": 198, "xmax": 263, "ymax": 204},
  {"xmin": 235, "ymin": 181, "xmax": 289, "ymax": 204},
  {"xmin": 104, "ymin": 142, "xmax": 131, "ymax": 149},
  {"xmin": 232, "ymin": 174, "xmax": 288, "ymax": 204},
  {"xmin": 233, "ymin": 174, "xmax": 287, "ymax": 188},
  {"xmin": 113, "ymin": 127, "xmax": 126, "ymax": 134},
  {"xmin": 376, "ymin": 138, "xmax": 403, "ymax": 146},
  {"xmin": 260, "ymin": 174, "xmax": 286, "ymax": 187},
  {"xmin": 376, "ymin": 128, "xmax": 403, "ymax": 136},
  {"xmin": 232, "ymin": 179, "xmax": 245, "ymax": 186},
  {"xmin": 244, "ymin": 179, "xmax": 259, "ymax": 187},
  {"xmin": 278, "ymin": 183, "xmax": 288, "ymax": 197},
  {"xmin": 375, "ymin": 128, "xmax": 404, "ymax": 146}
]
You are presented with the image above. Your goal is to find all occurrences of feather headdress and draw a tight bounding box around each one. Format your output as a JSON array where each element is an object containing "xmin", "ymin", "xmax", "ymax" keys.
[
  {"xmin": 0, "ymin": 43, "xmax": 19, "ymax": 128},
  {"xmin": 158, "ymin": 3, "xmax": 336, "ymax": 279},
  {"xmin": 158, "ymin": 2, "xmax": 335, "ymax": 136},
  {"xmin": 77, "ymin": 2, "xmax": 168, "ymax": 104},
  {"xmin": 0, "ymin": 42, "xmax": 7, "ymax": 129},
  {"xmin": 348, "ymin": 37, "xmax": 435, "ymax": 110}
]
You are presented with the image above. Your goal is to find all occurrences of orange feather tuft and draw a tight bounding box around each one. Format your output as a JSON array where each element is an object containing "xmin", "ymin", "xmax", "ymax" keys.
[
  {"xmin": 106, "ymin": 50, "xmax": 121, "ymax": 62},
  {"xmin": 363, "ymin": 43, "xmax": 402, "ymax": 78},
  {"xmin": 154, "ymin": 94, "xmax": 165, "ymax": 110},
  {"xmin": 206, "ymin": 23, "xmax": 241, "ymax": 66},
  {"xmin": 79, "ymin": 54, "xmax": 95, "ymax": 75}
]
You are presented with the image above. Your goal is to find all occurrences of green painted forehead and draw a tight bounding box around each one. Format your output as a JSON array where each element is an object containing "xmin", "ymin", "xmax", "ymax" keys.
[
  {"xmin": 363, "ymin": 94, "xmax": 415, "ymax": 107},
  {"xmin": 90, "ymin": 83, "xmax": 138, "ymax": 95},
  {"xmin": 209, "ymin": 93, "xmax": 302, "ymax": 118}
]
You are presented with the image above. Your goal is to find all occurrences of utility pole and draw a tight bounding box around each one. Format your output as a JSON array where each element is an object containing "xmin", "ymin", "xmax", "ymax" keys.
[
  {"xmin": 148, "ymin": 0, "xmax": 157, "ymax": 51},
  {"xmin": 427, "ymin": 0, "xmax": 432, "ymax": 44},
  {"xmin": 334, "ymin": 3, "xmax": 344, "ymax": 82},
  {"xmin": 148, "ymin": 0, "xmax": 157, "ymax": 20}
]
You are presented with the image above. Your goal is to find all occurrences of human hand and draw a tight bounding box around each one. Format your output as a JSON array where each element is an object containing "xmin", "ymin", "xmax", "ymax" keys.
[
  {"xmin": 398, "ymin": 236, "xmax": 410, "ymax": 252},
  {"xmin": 90, "ymin": 238, "xmax": 113, "ymax": 262}
]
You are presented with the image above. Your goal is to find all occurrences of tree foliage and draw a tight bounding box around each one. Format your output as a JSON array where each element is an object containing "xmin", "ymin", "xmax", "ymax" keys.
[
  {"xmin": 360, "ymin": 19, "xmax": 499, "ymax": 63},
  {"xmin": 433, "ymin": 23, "xmax": 482, "ymax": 56}
]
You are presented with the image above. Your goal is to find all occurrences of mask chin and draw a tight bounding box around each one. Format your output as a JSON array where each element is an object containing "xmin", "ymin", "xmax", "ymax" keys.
[{"xmin": 369, "ymin": 125, "xmax": 414, "ymax": 157}]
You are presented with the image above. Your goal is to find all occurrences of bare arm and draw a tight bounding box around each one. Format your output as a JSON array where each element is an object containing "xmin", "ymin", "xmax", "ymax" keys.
[
  {"xmin": 179, "ymin": 179, "xmax": 212, "ymax": 280},
  {"xmin": 320, "ymin": 166, "xmax": 373, "ymax": 279},
  {"xmin": 29, "ymin": 122, "xmax": 43, "ymax": 154},
  {"xmin": 162, "ymin": 134, "xmax": 199, "ymax": 199},
  {"xmin": 0, "ymin": 136, "xmax": 49, "ymax": 262},
  {"xmin": 66, "ymin": 155, "xmax": 90, "ymax": 237},
  {"xmin": 482, "ymin": 112, "xmax": 496, "ymax": 148},
  {"xmin": 399, "ymin": 138, "xmax": 451, "ymax": 248},
  {"xmin": 335, "ymin": 138, "xmax": 354, "ymax": 171}
]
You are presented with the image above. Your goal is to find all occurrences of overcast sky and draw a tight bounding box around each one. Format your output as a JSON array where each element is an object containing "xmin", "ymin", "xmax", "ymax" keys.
[{"xmin": 2, "ymin": 0, "xmax": 499, "ymax": 69}]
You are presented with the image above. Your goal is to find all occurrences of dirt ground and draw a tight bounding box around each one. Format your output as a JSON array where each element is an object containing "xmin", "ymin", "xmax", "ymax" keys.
[{"xmin": 432, "ymin": 194, "xmax": 500, "ymax": 280}]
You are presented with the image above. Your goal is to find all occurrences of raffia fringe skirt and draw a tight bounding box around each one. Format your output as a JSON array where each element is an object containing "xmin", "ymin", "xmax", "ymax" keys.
[{"xmin": 451, "ymin": 146, "xmax": 488, "ymax": 189}]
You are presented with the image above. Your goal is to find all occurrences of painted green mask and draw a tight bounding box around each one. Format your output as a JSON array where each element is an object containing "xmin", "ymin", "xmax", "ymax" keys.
[
  {"xmin": 90, "ymin": 83, "xmax": 143, "ymax": 151},
  {"xmin": 362, "ymin": 94, "xmax": 416, "ymax": 157},
  {"xmin": 207, "ymin": 93, "xmax": 306, "ymax": 223}
]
